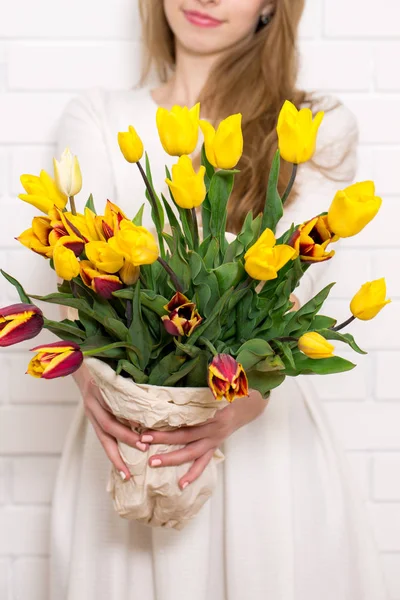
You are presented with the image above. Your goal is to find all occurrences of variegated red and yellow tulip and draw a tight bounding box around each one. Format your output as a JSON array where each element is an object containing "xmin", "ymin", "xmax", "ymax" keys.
[
  {"xmin": 0, "ymin": 303, "xmax": 44, "ymax": 347},
  {"xmin": 86, "ymin": 201, "xmax": 128, "ymax": 242},
  {"xmin": 27, "ymin": 341, "xmax": 83, "ymax": 379},
  {"xmin": 208, "ymin": 354, "xmax": 249, "ymax": 402},
  {"xmin": 80, "ymin": 260, "xmax": 124, "ymax": 299},
  {"xmin": 288, "ymin": 215, "xmax": 339, "ymax": 263},
  {"xmin": 19, "ymin": 170, "xmax": 68, "ymax": 214},
  {"xmin": 161, "ymin": 292, "xmax": 202, "ymax": 337}
]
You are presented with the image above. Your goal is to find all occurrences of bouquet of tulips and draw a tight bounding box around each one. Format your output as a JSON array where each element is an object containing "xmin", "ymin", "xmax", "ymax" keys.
[{"xmin": 0, "ymin": 99, "xmax": 390, "ymax": 528}]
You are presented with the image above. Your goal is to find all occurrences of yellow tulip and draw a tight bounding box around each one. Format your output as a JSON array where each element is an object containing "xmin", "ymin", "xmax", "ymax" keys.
[
  {"xmin": 165, "ymin": 155, "xmax": 206, "ymax": 209},
  {"xmin": 276, "ymin": 100, "xmax": 324, "ymax": 164},
  {"xmin": 19, "ymin": 170, "xmax": 68, "ymax": 214},
  {"xmin": 298, "ymin": 332, "xmax": 335, "ymax": 359},
  {"xmin": 85, "ymin": 241, "xmax": 124, "ymax": 274},
  {"xmin": 156, "ymin": 103, "xmax": 200, "ymax": 156},
  {"xmin": 350, "ymin": 278, "xmax": 391, "ymax": 321},
  {"xmin": 53, "ymin": 244, "xmax": 80, "ymax": 281},
  {"xmin": 53, "ymin": 147, "xmax": 82, "ymax": 197},
  {"xmin": 327, "ymin": 181, "xmax": 382, "ymax": 238},
  {"xmin": 199, "ymin": 114, "xmax": 243, "ymax": 169},
  {"xmin": 108, "ymin": 220, "xmax": 159, "ymax": 266},
  {"xmin": 16, "ymin": 217, "xmax": 53, "ymax": 258},
  {"xmin": 119, "ymin": 261, "xmax": 140, "ymax": 285},
  {"xmin": 118, "ymin": 125, "xmax": 144, "ymax": 163},
  {"xmin": 244, "ymin": 228, "xmax": 296, "ymax": 281}
]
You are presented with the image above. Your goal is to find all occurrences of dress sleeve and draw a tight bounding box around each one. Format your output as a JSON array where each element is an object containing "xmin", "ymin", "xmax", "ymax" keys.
[
  {"xmin": 54, "ymin": 87, "xmax": 116, "ymax": 210},
  {"xmin": 278, "ymin": 96, "xmax": 360, "ymax": 308}
]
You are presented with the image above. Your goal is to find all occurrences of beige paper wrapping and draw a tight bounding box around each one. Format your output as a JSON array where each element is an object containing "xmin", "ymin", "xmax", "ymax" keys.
[{"xmin": 84, "ymin": 356, "xmax": 229, "ymax": 530}]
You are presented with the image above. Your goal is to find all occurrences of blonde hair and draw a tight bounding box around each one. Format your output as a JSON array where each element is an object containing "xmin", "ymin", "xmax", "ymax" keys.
[{"xmin": 138, "ymin": 0, "xmax": 345, "ymax": 234}]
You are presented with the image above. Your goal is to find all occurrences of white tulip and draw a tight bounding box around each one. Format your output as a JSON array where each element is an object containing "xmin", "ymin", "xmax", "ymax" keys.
[{"xmin": 53, "ymin": 147, "xmax": 82, "ymax": 197}]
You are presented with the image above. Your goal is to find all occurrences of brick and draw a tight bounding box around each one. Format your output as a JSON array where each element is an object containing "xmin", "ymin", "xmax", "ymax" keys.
[
  {"xmin": 381, "ymin": 554, "xmax": 400, "ymax": 600},
  {"xmin": 355, "ymin": 146, "xmax": 375, "ymax": 182},
  {"xmin": 372, "ymin": 454, "xmax": 400, "ymax": 500},
  {"xmin": 11, "ymin": 457, "xmax": 60, "ymax": 504},
  {"xmin": 375, "ymin": 352, "xmax": 400, "ymax": 400},
  {"xmin": 312, "ymin": 249, "xmax": 372, "ymax": 299},
  {"xmin": 346, "ymin": 451, "xmax": 371, "ymax": 501},
  {"xmin": 299, "ymin": 0, "xmax": 321, "ymax": 40},
  {"xmin": 299, "ymin": 42, "xmax": 372, "ymax": 92},
  {"xmin": 0, "ymin": 560, "xmax": 9, "ymax": 600},
  {"xmin": 338, "ymin": 95, "xmax": 400, "ymax": 144},
  {"xmin": 8, "ymin": 42, "xmax": 141, "ymax": 91},
  {"xmin": 0, "ymin": 0, "xmax": 139, "ymax": 39},
  {"xmin": 13, "ymin": 558, "xmax": 48, "ymax": 600},
  {"xmin": 0, "ymin": 460, "xmax": 10, "ymax": 504},
  {"xmin": 368, "ymin": 502, "xmax": 400, "ymax": 552},
  {"xmin": 0, "ymin": 507, "xmax": 49, "ymax": 555},
  {"xmin": 371, "ymin": 251, "xmax": 400, "ymax": 298},
  {"xmin": 375, "ymin": 43, "xmax": 400, "ymax": 91},
  {"xmin": 0, "ymin": 406, "xmax": 77, "ymax": 454},
  {"xmin": 10, "ymin": 146, "xmax": 54, "ymax": 196},
  {"xmin": 0, "ymin": 94, "xmax": 73, "ymax": 144},
  {"xmin": 0, "ymin": 149, "xmax": 8, "ymax": 197},
  {"xmin": 310, "ymin": 351, "xmax": 371, "ymax": 401},
  {"xmin": 373, "ymin": 147, "xmax": 400, "ymax": 196},
  {"xmin": 324, "ymin": 0, "xmax": 400, "ymax": 37},
  {"xmin": 0, "ymin": 353, "xmax": 10, "ymax": 404},
  {"xmin": 339, "ymin": 198, "xmax": 400, "ymax": 249},
  {"xmin": 8, "ymin": 355, "xmax": 79, "ymax": 404},
  {"xmin": 324, "ymin": 401, "xmax": 400, "ymax": 451}
]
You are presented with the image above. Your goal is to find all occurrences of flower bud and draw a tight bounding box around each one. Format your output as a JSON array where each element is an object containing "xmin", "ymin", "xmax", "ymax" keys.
[
  {"xmin": 0, "ymin": 303, "xmax": 44, "ymax": 347},
  {"xmin": 208, "ymin": 353, "xmax": 249, "ymax": 402}
]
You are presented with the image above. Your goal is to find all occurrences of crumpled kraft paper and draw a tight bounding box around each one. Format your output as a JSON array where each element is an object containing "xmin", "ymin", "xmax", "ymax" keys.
[{"xmin": 84, "ymin": 356, "xmax": 230, "ymax": 530}]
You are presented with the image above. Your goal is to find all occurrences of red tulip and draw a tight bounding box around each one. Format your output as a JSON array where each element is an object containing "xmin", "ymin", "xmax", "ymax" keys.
[
  {"xmin": 208, "ymin": 354, "xmax": 249, "ymax": 403},
  {"xmin": 161, "ymin": 291, "xmax": 202, "ymax": 337},
  {"xmin": 27, "ymin": 341, "xmax": 83, "ymax": 379},
  {"xmin": 0, "ymin": 303, "xmax": 44, "ymax": 347}
]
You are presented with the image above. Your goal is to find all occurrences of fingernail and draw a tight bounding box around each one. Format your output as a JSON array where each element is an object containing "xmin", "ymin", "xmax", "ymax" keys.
[
  {"xmin": 141, "ymin": 434, "xmax": 153, "ymax": 443},
  {"xmin": 181, "ymin": 481, "xmax": 189, "ymax": 490},
  {"xmin": 119, "ymin": 470, "xmax": 127, "ymax": 481},
  {"xmin": 136, "ymin": 441, "xmax": 147, "ymax": 452},
  {"xmin": 150, "ymin": 458, "xmax": 162, "ymax": 467}
]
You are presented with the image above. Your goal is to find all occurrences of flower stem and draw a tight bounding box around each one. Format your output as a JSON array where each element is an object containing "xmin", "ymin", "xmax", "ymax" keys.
[
  {"xmin": 235, "ymin": 275, "xmax": 254, "ymax": 292},
  {"xmin": 275, "ymin": 336, "xmax": 298, "ymax": 343},
  {"xmin": 199, "ymin": 336, "xmax": 218, "ymax": 356},
  {"xmin": 69, "ymin": 195, "xmax": 77, "ymax": 216},
  {"xmin": 190, "ymin": 207, "xmax": 199, "ymax": 251},
  {"xmin": 331, "ymin": 315, "xmax": 356, "ymax": 332},
  {"xmin": 136, "ymin": 161, "xmax": 165, "ymax": 259},
  {"xmin": 83, "ymin": 341, "xmax": 137, "ymax": 357},
  {"xmin": 157, "ymin": 257, "xmax": 184, "ymax": 293},
  {"xmin": 281, "ymin": 163, "xmax": 298, "ymax": 205}
]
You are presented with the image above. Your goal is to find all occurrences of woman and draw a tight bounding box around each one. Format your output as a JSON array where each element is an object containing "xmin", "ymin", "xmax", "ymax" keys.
[{"xmin": 50, "ymin": 1, "xmax": 389, "ymax": 598}]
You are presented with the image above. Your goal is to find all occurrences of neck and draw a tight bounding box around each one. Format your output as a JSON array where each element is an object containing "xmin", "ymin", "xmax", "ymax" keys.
[{"xmin": 155, "ymin": 41, "xmax": 223, "ymax": 109}]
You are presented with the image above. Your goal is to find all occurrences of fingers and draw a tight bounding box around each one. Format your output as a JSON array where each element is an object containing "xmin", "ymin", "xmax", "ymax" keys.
[
  {"xmin": 140, "ymin": 422, "xmax": 215, "ymax": 446},
  {"xmin": 148, "ymin": 438, "xmax": 212, "ymax": 468},
  {"xmin": 87, "ymin": 410, "xmax": 131, "ymax": 481},
  {"xmin": 179, "ymin": 448, "xmax": 215, "ymax": 489},
  {"xmin": 85, "ymin": 391, "xmax": 149, "ymax": 452}
]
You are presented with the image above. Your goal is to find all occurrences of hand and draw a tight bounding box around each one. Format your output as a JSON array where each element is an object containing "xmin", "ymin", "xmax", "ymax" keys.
[
  {"xmin": 74, "ymin": 363, "xmax": 149, "ymax": 481},
  {"xmin": 289, "ymin": 293, "xmax": 300, "ymax": 311},
  {"xmin": 137, "ymin": 389, "xmax": 269, "ymax": 490}
]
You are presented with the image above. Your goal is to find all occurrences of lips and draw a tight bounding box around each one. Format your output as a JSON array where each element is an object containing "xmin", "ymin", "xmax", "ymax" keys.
[{"xmin": 183, "ymin": 10, "xmax": 224, "ymax": 27}]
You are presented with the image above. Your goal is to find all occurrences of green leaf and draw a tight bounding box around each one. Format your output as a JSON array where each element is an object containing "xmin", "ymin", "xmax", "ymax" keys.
[
  {"xmin": 80, "ymin": 335, "xmax": 126, "ymax": 358},
  {"xmin": 189, "ymin": 251, "xmax": 220, "ymax": 317},
  {"xmin": 78, "ymin": 311, "xmax": 99, "ymax": 337},
  {"xmin": 283, "ymin": 351, "xmax": 356, "ymax": 375},
  {"xmin": 236, "ymin": 338, "xmax": 275, "ymax": 371},
  {"xmin": 282, "ymin": 282, "xmax": 336, "ymax": 337},
  {"xmin": 188, "ymin": 287, "xmax": 233, "ymax": 344},
  {"xmin": 167, "ymin": 232, "xmax": 192, "ymax": 294},
  {"xmin": 260, "ymin": 149, "xmax": 283, "ymax": 234},
  {"xmin": 85, "ymin": 193, "xmax": 97, "ymax": 214},
  {"xmin": 272, "ymin": 340, "xmax": 296, "ymax": 370},
  {"xmin": 127, "ymin": 281, "xmax": 152, "ymax": 370},
  {"xmin": 165, "ymin": 166, "xmax": 194, "ymax": 249},
  {"xmin": 116, "ymin": 359, "xmax": 148, "ymax": 384},
  {"xmin": 162, "ymin": 356, "xmax": 200, "ymax": 386},
  {"xmin": 161, "ymin": 193, "xmax": 184, "ymax": 240},
  {"xmin": 173, "ymin": 338, "xmax": 203, "ymax": 358},
  {"xmin": 184, "ymin": 351, "xmax": 209, "ymax": 387},
  {"xmin": 140, "ymin": 291, "xmax": 168, "ymax": 317},
  {"xmin": 317, "ymin": 329, "xmax": 367, "ymax": 355},
  {"xmin": 201, "ymin": 142, "xmax": 215, "ymax": 181},
  {"xmin": 214, "ymin": 262, "xmax": 245, "ymax": 295},
  {"xmin": 103, "ymin": 317, "xmax": 129, "ymax": 341},
  {"xmin": 0, "ymin": 270, "xmax": 32, "ymax": 304},
  {"xmin": 43, "ymin": 318, "xmax": 86, "ymax": 340},
  {"xmin": 202, "ymin": 237, "xmax": 220, "ymax": 269},
  {"xmin": 57, "ymin": 280, "xmax": 71, "ymax": 294},
  {"xmin": 208, "ymin": 170, "xmax": 235, "ymax": 251},
  {"xmin": 311, "ymin": 315, "xmax": 337, "ymax": 330},
  {"xmin": 132, "ymin": 203, "xmax": 145, "ymax": 225},
  {"xmin": 145, "ymin": 151, "xmax": 165, "ymax": 230},
  {"xmin": 247, "ymin": 370, "xmax": 286, "ymax": 399},
  {"xmin": 148, "ymin": 352, "xmax": 186, "ymax": 385}
]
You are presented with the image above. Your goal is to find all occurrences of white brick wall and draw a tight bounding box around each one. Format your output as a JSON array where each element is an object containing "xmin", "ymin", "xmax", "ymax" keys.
[{"xmin": 0, "ymin": 0, "xmax": 399, "ymax": 597}]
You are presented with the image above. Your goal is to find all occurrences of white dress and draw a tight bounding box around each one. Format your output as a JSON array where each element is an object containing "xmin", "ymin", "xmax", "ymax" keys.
[{"xmin": 50, "ymin": 85, "xmax": 389, "ymax": 600}]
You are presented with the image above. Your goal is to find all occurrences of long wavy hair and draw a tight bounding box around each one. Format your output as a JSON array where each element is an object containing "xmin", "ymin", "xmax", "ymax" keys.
[{"xmin": 138, "ymin": 0, "xmax": 344, "ymax": 233}]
